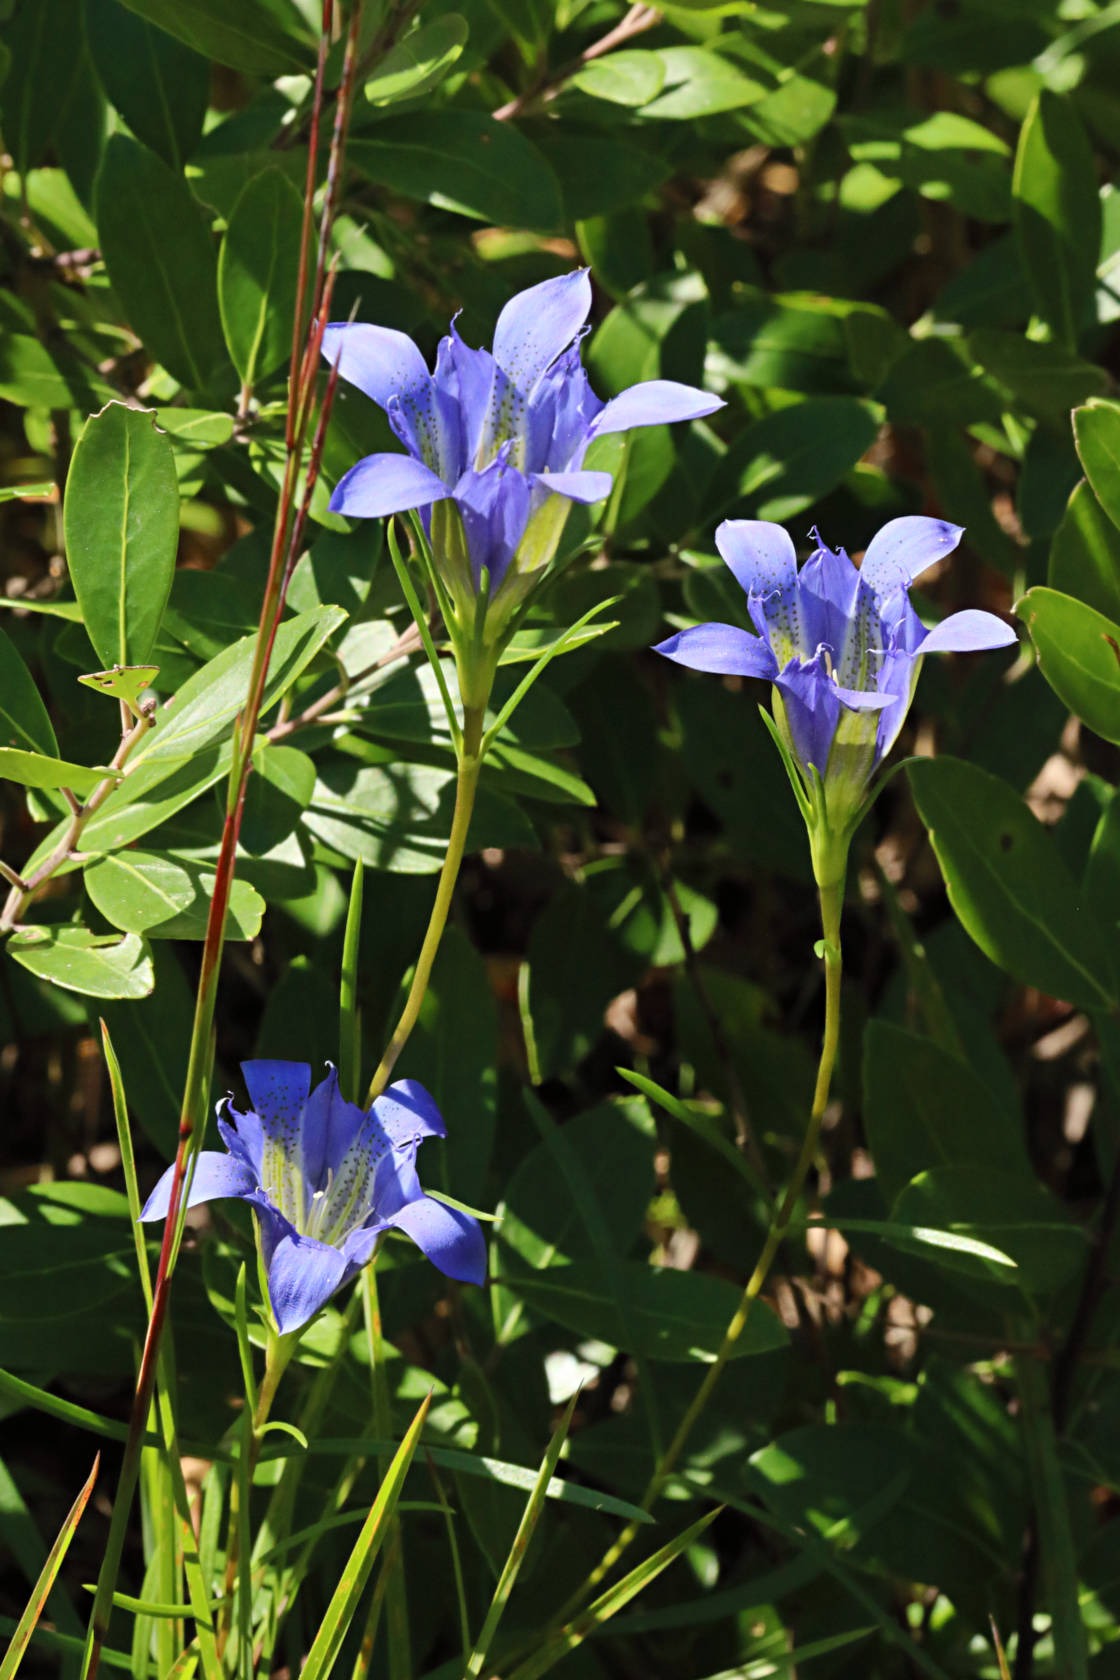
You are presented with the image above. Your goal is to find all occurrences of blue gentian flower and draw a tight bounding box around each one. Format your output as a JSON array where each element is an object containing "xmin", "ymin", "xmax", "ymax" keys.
[
  {"xmin": 323, "ymin": 269, "xmax": 722, "ymax": 602},
  {"xmin": 141, "ymin": 1062, "xmax": 485, "ymax": 1335},
  {"xmin": 656, "ymin": 517, "xmax": 1017, "ymax": 833}
]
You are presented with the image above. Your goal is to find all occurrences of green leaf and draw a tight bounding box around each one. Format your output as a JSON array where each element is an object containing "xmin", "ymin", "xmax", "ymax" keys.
[
  {"xmin": 1073, "ymin": 399, "xmax": 1120, "ymax": 535},
  {"xmin": 1016, "ymin": 585, "xmax": 1120, "ymax": 744},
  {"xmin": 0, "ymin": 1455, "xmax": 99, "ymax": 1680},
  {"xmin": 568, "ymin": 49, "xmax": 666, "ymax": 106},
  {"xmin": 63, "ymin": 405, "xmax": 179, "ymax": 669},
  {"xmin": 498, "ymin": 1099, "xmax": 654, "ymax": 1273},
  {"xmin": 465, "ymin": 1395, "xmax": 580, "ymax": 1679},
  {"xmin": 1013, "ymin": 89, "xmax": 1101, "ymax": 347},
  {"xmin": 0, "ymin": 748, "xmax": 116, "ymax": 795},
  {"xmin": 511, "ymin": 1259, "xmax": 788, "ymax": 1361},
  {"xmin": 508, "ymin": 1507, "xmax": 721, "ymax": 1680},
  {"xmin": 863, "ymin": 1021, "xmax": 1029, "ymax": 1206},
  {"xmin": 968, "ymin": 328, "xmax": 1106, "ymax": 419},
  {"xmin": 152, "ymin": 409, "xmax": 234, "ymax": 447},
  {"xmin": 363, "ymin": 14, "xmax": 469, "ymax": 105},
  {"xmin": 77, "ymin": 667, "xmax": 160, "ymax": 713},
  {"xmin": 218, "ymin": 167, "xmax": 305, "ymax": 390},
  {"xmin": 299, "ymin": 1393, "xmax": 431, "ymax": 1680},
  {"xmin": 86, "ymin": 0, "xmax": 209, "ymax": 169},
  {"xmin": 96, "ymin": 134, "xmax": 225, "ymax": 391},
  {"xmin": 891, "ymin": 1167, "xmax": 1085, "ymax": 1293},
  {"xmin": 0, "ymin": 334, "xmax": 113, "ymax": 411},
  {"xmin": 0, "ymin": 626, "xmax": 58, "ymax": 757},
  {"xmin": 84, "ymin": 851, "xmax": 265, "ymax": 940},
  {"xmin": 1049, "ymin": 479, "xmax": 1120, "ymax": 623},
  {"xmin": 139, "ymin": 604, "xmax": 347, "ymax": 764},
  {"xmin": 114, "ymin": 0, "xmax": 313, "ymax": 76},
  {"xmin": 640, "ymin": 44, "xmax": 766, "ymax": 119},
  {"xmin": 304, "ymin": 761, "xmax": 535, "ymax": 873},
  {"xmin": 907, "ymin": 756, "xmax": 1115, "ymax": 1010},
  {"xmin": 709, "ymin": 396, "xmax": 881, "ymax": 522},
  {"xmin": 350, "ymin": 114, "xmax": 562, "ymax": 231},
  {"xmin": 6, "ymin": 928, "xmax": 154, "ymax": 999}
]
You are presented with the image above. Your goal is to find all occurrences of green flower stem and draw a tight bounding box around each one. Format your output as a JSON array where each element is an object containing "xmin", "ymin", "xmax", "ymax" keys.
[
  {"xmin": 366, "ymin": 705, "xmax": 485, "ymax": 1106},
  {"xmin": 218, "ymin": 1329, "xmax": 297, "ymax": 1658},
  {"xmin": 570, "ymin": 874, "xmax": 845, "ymax": 1610}
]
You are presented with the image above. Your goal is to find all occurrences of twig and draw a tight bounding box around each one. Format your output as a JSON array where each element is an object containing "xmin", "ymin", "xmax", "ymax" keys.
[
  {"xmin": 0, "ymin": 713, "xmax": 153, "ymax": 933},
  {"xmin": 492, "ymin": 3, "xmax": 662, "ymax": 121},
  {"xmin": 266, "ymin": 621, "xmax": 424, "ymax": 741}
]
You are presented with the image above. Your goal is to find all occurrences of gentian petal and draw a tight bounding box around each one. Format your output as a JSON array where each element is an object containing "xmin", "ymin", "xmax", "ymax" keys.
[
  {"xmin": 381, "ymin": 1194, "xmax": 487, "ymax": 1286},
  {"xmin": 859, "ymin": 517, "xmax": 964, "ymax": 598},
  {"xmin": 329, "ymin": 453, "xmax": 450, "ymax": 519},
  {"xmin": 321, "ymin": 323, "xmax": 430, "ymax": 410},
  {"xmin": 217, "ymin": 1100, "xmax": 265, "ymax": 1178},
  {"xmin": 873, "ymin": 647, "xmax": 921, "ymax": 763},
  {"xmin": 918, "ymin": 609, "xmax": 1018, "ymax": 654},
  {"xmin": 453, "ymin": 453, "xmax": 532, "ymax": 589},
  {"xmin": 443, "ymin": 325, "xmax": 497, "ymax": 467},
  {"xmin": 242, "ymin": 1062, "xmax": 311, "ymax": 1147},
  {"xmin": 139, "ymin": 1151, "xmax": 255, "ymax": 1221},
  {"xmin": 374, "ymin": 1080, "xmax": 447, "ymax": 1150},
  {"xmin": 773, "ymin": 655, "xmax": 844, "ymax": 777},
  {"xmin": 528, "ymin": 469, "xmax": 612, "ymax": 504},
  {"xmin": 492, "ymin": 270, "xmax": 592, "ymax": 394},
  {"xmin": 259, "ymin": 1215, "xmax": 349, "ymax": 1334},
  {"xmin": 655, "ymin": 623, "xmax": 778, "ymax": 678},
  {"xmin": 524, "ymin": 343, "xmax": 603, "ymax": 473},
  {"xmin": 715, "ymin": 520, "xmax": 798, "ymax": 604},
  {"xmin": 590, "ymin": 379, "xmax": 723, "ymax": 437}
]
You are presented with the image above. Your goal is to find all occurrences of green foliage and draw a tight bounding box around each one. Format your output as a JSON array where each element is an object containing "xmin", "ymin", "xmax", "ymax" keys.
[{"xmin": 2, "ymin": 0, "xmax": 1120, "ymax": 1677}]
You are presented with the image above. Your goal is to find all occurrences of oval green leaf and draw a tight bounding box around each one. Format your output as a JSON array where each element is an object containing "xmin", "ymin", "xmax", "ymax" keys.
[
  {"xmin": 86, "ymin": 0, "xmax": 209, "ymax": 168},
  {"xmin": 349, "ymin": 113, "xmax": 562, "ymax": 231},
  {"xmin": 84, "ymin": 850, "xmax": 265, "ymax": 940},
  {"xmin": 511, "ymin": 1259, "xmax": 788, "ymax": 1361},
  {"xmin": 907, "ymin": 755, "xmax": 1115, "ymax": 1010},
  {"xmin": 0, "ymin": 626, "xmax": 58, "ymax": 756},
  {"xmin": 0, "ymin": 748, "xmax": 117, "ymax": 795},
  {"xmin": 1017, "ymin": 585, "xmax": 1120, "ymax": 745},
  {"xmin": 114, "ymin": 0, "xmax": 313, "ymax": 76},
  {"xmin": 1013, "ymin": 89, "xmax": 1101, "ymax": 348},
  {"xmin": 1073, "ymin": 399, "xmax": 1120, "ymax": 535},
  {"xmin": 63, "ymin": 404, "xmax": 180, "ymax": 670},
  {"xmin": 363, "ymin": 14, "xmax": 469, "ymax": 106},
  {"xmin": 1050, "ymin": 478, "xmax": 1120, "ymax": 623},
  {"xmin": 218, "ymin": 167, "xmax": 305, "ymax": 389},
  {"xmin": 96, "ymin": 135, "xmax": 225, "ymax": 391},
  {"xmin": 7, "ymin": 927, "xmax": 154, "ymax": 999}
]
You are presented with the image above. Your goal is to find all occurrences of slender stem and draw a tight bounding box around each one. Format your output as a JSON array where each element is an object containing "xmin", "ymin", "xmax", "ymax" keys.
[
  {"xmin": 564, "ymin": 875, "xmax": 845, "ymax": 1612},
  {"xmin": 365, "ymin": 708, "xmax": 484, "ymax": 1104},
  {"xmin": 0, "ymin": 710, "xmax": 153, "ymax": 931},
  {"xmin": 218, "ymin": 1331, "xmax": 297, "ymax": 1658}
]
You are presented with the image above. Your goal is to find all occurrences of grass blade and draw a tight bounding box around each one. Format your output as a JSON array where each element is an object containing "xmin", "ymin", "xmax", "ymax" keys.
[
  {"xmin": 465, "ymin": 1393, "xmax": 579, "ymax": 1678},
  {"xmin": 300, "ymin": 1390, "xmax": 432, "ymax": 1680},
  {"xmin": 507, "ymin": 1506, "xmax": 720, "ymax": 1680},
  {"xmin": 0, "ymin": 1456, "xmax": 100, "ymax": 1680}
]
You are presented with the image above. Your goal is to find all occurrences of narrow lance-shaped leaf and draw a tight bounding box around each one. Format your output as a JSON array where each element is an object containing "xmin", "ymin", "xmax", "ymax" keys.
[
  {"xmin": 0, "ymin": 1456, "xmax": 99, "ymax": 1680},
  {"xmin": 465, "ymin": 1393, "xmax": 580, "ymax": 1678},
  {"xmin": 64, "ymin": 404, "xmax": 179, "ymax": 669},
  {"xmin": 299, "ymin": 1392, "xmax": 432, "ymax": 1680}
]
